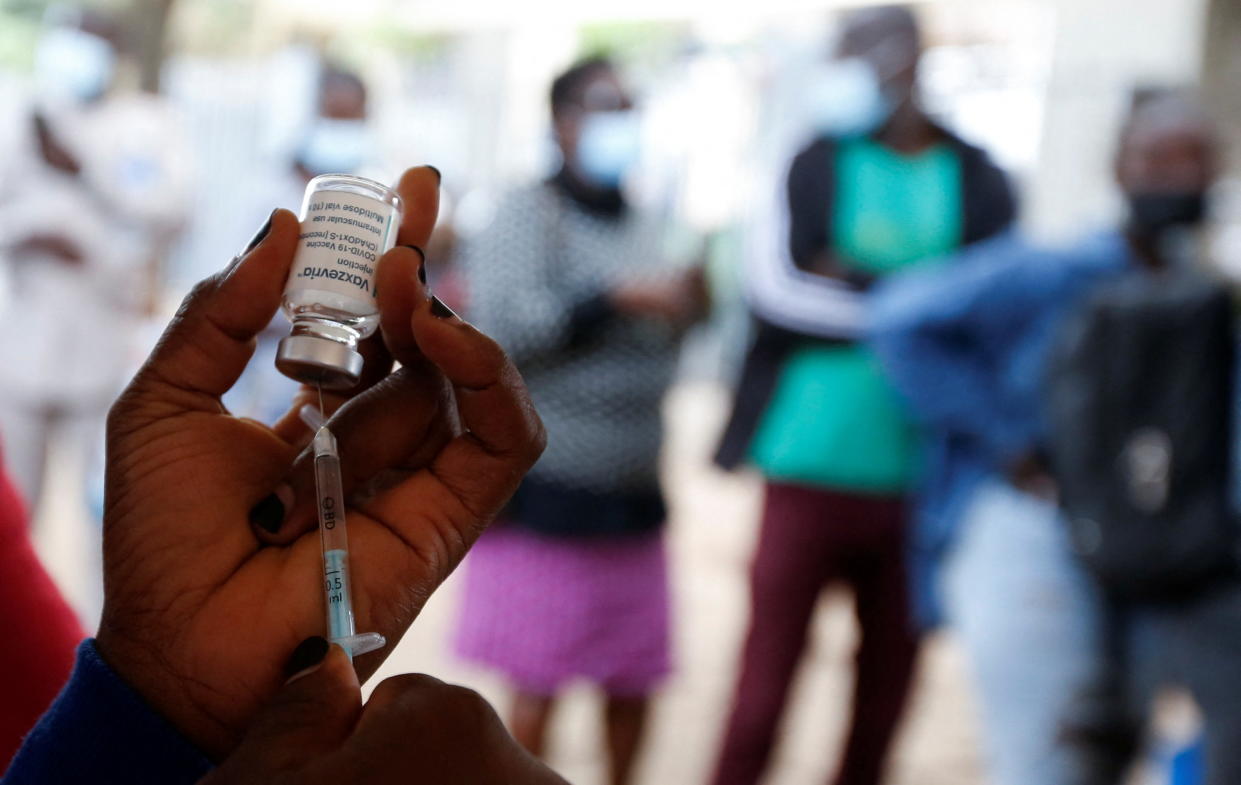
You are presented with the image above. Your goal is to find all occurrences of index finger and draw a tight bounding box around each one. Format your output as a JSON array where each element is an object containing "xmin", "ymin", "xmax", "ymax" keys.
[{"xmin": 395, "ymin": 166, "xmax": 441, "ymax": 250}]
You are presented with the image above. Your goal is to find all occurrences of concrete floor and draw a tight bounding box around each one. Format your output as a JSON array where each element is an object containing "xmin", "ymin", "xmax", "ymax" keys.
[{"xmin": 36, "ymin": 381, "xmax": 990, "ymax": 785}]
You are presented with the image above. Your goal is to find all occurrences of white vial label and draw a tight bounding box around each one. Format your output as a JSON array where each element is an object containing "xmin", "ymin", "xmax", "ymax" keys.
[{"xmin": 287, "ymin": 190, "xmax": 399, "ymax": 303}]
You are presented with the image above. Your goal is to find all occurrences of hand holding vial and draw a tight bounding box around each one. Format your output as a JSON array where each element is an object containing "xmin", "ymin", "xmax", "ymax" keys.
[{"xmin": 93, "ymin": 165, "xmax": 546, "ymax": 759}]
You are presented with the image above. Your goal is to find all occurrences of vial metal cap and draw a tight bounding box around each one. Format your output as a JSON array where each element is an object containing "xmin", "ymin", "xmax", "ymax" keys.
[{"xmin": 276, "ymin": 334, "xmax": 364, "ymax": 390}]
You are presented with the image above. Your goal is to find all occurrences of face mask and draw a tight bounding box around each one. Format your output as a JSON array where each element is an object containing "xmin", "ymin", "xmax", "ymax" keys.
[
  {"xmin": 1127, "ymin": 191, "xmax": 1207, "ymax": 233},
  {"xmin": 298, "ymin": 118, "xmax": 370, "ymax": 175},
  {"xmin": 576, "ymin": 110, "xmax": 641, "ymax": 188},
  {"xmin": 35, "ymin": 27, "xmax": 116, "ymax": 103},
  {"xmin": 804, "ymin": 58, "xmax": 894, "ymax": 138}
]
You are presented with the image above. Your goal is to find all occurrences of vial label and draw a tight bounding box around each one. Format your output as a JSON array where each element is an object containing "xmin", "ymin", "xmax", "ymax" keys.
[{"xmin": 290, "ymin": 190, "xmax": 399, "ymax": 301}]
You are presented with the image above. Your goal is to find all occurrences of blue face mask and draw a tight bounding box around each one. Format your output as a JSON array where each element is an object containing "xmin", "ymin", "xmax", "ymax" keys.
[
  {"xmin": 35, "ymin": 27, "xmax": 116, "ymax": 103},
  {"xmin": 576, "ymin": 111, "xmax": 641, "ymax": 188},
  {"xmin": 804, "ymin": 58, "xmax": 894, "ymax": 138},
  {"xmin": 298, "ymin": 118, "xmax": 370, "ymax": 175}
]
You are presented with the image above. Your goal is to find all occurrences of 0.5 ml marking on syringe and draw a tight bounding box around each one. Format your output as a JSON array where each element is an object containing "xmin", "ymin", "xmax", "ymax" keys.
[{"xmin": 311, "ymin": 397, "xmax": 385, "ymax": 661}]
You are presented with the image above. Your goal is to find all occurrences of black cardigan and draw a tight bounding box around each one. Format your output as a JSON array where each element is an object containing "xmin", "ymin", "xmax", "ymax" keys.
[{"xmin": 714, "ymin": 131, "xmax": 1018, "ymax": 470}]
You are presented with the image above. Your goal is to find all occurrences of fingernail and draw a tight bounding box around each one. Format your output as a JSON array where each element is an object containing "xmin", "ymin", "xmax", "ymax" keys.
[
  {"xmin": 249, "ymin": 484, "xmax": 293, "ymax": 534},
  {"xmin": 243, "ymin": 209, "xmax": 276, "ymax": 254},
  {"xmin": 284, "ymin": 636, "xmax": 329, "ymax": 682},
  {"xmin": 402, "ymin": 245, "xmax": 428, "ymax": 285},
  {"xmin": 430, "ymin": 296, "xmax": 457, "ymax": 320},
  {"xmin": 424, "ymin": 164, "xmax": 441, "ymax": 184}
]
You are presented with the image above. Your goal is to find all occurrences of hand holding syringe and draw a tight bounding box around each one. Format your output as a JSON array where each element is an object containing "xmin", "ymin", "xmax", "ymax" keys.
[
  {"xmin": 304, "ymin": 402, "xmax": 385, "ymax": 660},
  {"xmin": 85, "ymin": 168, "xmax": 547, "ymax": 758}
]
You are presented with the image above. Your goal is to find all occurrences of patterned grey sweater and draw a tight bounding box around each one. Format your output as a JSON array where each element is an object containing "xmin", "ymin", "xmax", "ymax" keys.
[{"xmin": 461, "ymin": 182, "xmax": 681, "ymax": 496}]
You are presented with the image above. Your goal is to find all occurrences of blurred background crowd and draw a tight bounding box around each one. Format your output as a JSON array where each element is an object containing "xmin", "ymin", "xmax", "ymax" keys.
[{"xmin": 4, "ymin": 0, "xmax": 1241, "ymax": 783}]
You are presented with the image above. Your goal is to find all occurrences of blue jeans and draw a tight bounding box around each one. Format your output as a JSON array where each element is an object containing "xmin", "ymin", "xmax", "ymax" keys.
[
  {"xmin": 942, "ymin": 479, "xmax": 1110, "ymax": 785},
  {"xmin": 1124, "ymin": 582, "xmax": 1241, "ymax": 785}
]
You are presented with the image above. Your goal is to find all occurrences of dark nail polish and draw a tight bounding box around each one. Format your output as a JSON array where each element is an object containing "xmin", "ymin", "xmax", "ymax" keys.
[
  {"xmin": 430, "ymin": 296, "xmax": 456, "ymax": 320},
  {"xmin": 249, "ymin": 493, "xmax": 285, "ymax": 534},
  {"xmin": 243, "ymin": 210, "xmax": 276, "ymax": 254},
  {"xmin": 425, "ymin": 165, "xmax": 441, "ymax": 184},
  {"xmin": 283, "ymin": 636, "xmax": 329, "ymax": 680}
]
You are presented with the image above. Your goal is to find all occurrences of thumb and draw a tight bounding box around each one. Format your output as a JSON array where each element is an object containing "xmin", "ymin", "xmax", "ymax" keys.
[{"xmin": 202, "ymin": 638, "xmax": 361, "ymax": 783}]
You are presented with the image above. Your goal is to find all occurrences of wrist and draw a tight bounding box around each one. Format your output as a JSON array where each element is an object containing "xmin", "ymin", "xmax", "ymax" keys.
[
  {"xmin": 96, "ymin": 622, "xmax": 235, "ymax": 760},
  {"xmin": 6, "ymin": 640, "xmax": 213, "ymax": 783}
]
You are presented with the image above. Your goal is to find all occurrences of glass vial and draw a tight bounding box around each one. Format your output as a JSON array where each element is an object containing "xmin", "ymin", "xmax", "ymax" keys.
[{"xmin": 276, "ymin": 174, "xmax": 403, "ymax": 389}]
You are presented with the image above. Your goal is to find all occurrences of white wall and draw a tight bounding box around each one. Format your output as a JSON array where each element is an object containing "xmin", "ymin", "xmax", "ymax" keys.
[{"xmin": 1025, "ymin": 0, "xmax": 1209, "ymax": 239}]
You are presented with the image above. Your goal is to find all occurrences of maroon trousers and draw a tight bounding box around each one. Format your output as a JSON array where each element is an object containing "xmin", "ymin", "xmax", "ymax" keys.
[{"xmin": 710, "ymin": 482, "xmax": 920, "ymax": 785}]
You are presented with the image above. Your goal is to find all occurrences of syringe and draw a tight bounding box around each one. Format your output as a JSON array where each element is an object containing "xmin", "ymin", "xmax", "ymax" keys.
[{"xmin": 312, "ymin": 410, "xmax": 386, "ymax": 661}]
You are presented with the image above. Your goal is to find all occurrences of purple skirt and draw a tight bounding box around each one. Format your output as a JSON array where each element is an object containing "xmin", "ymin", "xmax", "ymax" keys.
[{"xmin": 453, "ymin": 524, "xmax": 671, "ymax": 696}]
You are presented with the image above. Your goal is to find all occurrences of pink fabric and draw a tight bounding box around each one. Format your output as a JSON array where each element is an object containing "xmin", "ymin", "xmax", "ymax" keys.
[{"xmin": 454, "ymin": 524, "xmax": 671, "ymax": 696}]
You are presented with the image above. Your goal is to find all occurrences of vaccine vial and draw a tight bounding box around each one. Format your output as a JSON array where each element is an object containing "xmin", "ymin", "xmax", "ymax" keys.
[{"xmin": 276, "ymin": 174, "xmax": 403, "ymax": 389}]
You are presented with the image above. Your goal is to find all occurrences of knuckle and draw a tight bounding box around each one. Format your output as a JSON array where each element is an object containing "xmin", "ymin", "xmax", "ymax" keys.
[
  {"xmin": 184, "ymin": 273, "xmax": 224, "ymax": 309},
  {"xmin": 368, "ymin": 673, "xmax": 445, "ymax": 716},
  {"xmin": 105, "ymin": 387, "xmax": 135, "ymax": 431},
  {"xmin": 259, "ymin": 687, "xmax": 344, "ymax": 738},
  {"xmin": 105, "ymin": 377, "xmax": 159, "ymax": 437},
  {"xmin": 367, "ymin": 675, "xmax": 496, "ymax": 730},
  {"xmin": 526, "ymin": 412, "xmax": 549, "ymax": 462},
  {"xmin": 443, "ymin": 686, "xmax": 503, "ymax": 734},
  {"xmin": 496, "ymin": 364, "xmax": 546, "ymax": 464},
  {"xmin": 444, "ymin": 684, "xmax": 494, "ymax": 719}
]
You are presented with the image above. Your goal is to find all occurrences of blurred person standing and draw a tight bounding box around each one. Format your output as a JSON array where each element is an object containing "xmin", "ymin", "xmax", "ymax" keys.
[
  {"xmin": 0, "ymin": 9, "xmax": 191, "ymax": 517},
  {"xmin": 870, "ymin": 91, "xmax": 1239, "ymax": 785},
  {"xmin": 453, "ymin": 58, "xmax": 705, "ymax": 785},
  {"xmin": 709, "ymin": 7, "xmax": 1015, "ymax": 785},
  {"xmin": 294, "ymin": 67, "xmax": 376, "ymax": 183}
]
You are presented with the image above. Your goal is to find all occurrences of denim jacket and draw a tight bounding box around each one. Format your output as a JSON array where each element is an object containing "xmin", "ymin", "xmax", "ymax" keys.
[{"xmin": 869, "ymin": 230, "xmax": 1131, "ymax": 626}]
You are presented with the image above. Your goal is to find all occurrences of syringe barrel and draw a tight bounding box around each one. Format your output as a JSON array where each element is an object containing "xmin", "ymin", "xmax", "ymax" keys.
[
  {"xmin": 314, "ymin": 428, "xmax": 355, "ymax": 642},
  {"xmin": 314, "ymin": 455, "xmax": 350, "ymax": 554}
]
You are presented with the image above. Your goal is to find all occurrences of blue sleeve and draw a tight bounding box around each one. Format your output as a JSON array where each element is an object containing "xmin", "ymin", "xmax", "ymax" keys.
[
  {"xmin": 868, "ymin": 233, "xmax": 1053, "ymax": 465},
  {"xmin": 3, "ymin": 639, "xmax": 212, "ymax": 784}
]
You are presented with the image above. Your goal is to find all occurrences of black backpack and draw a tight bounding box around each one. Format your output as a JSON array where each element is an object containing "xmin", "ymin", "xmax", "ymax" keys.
[{"xmin": 1044, "ymin": 272, "xmax": 1239, "ymax": 600}]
